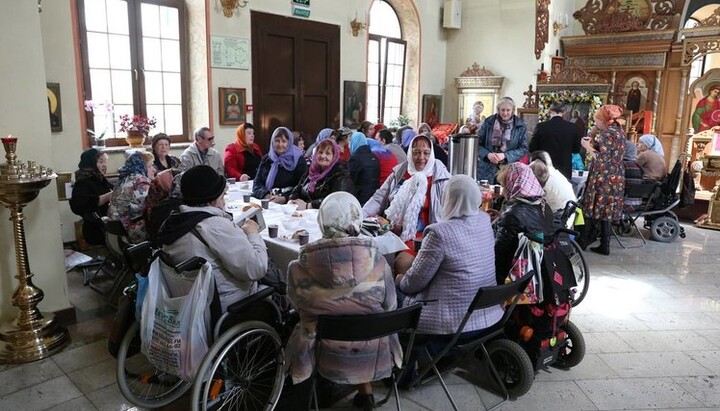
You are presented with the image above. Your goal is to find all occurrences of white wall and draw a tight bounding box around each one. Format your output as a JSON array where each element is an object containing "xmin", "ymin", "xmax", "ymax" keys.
[
  {"xmin": 0, "ymin": 2, "xmax": 71, "ymax": 319},
  {"xmin": 418, "ymin": 0, "xmax": 449, "ymax": 122}
]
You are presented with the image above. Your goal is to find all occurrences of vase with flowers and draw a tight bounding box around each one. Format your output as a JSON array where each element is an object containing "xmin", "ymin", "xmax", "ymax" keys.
[
  {"xmin": 84, "ymin": 100, "xmax": 114, "ymax": 147},
  {"xmin": 119, "ymin": 114, "xmax": 157, "ymax": 148}
]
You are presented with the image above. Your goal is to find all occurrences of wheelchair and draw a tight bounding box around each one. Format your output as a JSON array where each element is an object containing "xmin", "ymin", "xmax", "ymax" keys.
[
  {"xmin": 553, "ymin": 200, "xmax": 590, "ymax": 307},
  {"xmin": 115, "ymin": 241, "xmax": 293, "ymax": 411}
]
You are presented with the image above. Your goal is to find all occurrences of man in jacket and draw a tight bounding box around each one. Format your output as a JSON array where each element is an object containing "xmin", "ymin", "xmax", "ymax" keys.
[
  {"xmin": 529, "ymin": 102, "xmax": 582, "ymax": 180},
  {"xmin": 180, "ymin": 127, "xmax": 225, "ymax": 176}
]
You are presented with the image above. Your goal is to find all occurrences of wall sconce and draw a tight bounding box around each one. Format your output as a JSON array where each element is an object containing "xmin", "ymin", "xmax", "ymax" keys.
[
  {"xmin": 552, "ymin": 14, "xmax": 569, "ymax": 36},
  {"xmin": 220, "ymin": 0, "xmax": 249, "ymax": 18},
  {"xmin": 350, "ymin": 17, "xmax": 368, "ymax": 37}
]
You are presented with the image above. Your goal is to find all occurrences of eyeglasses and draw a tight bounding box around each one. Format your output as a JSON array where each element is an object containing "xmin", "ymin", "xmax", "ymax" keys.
[{"xmin": 203, "ymin": 135, "xmax": 215, "ymax": 142}]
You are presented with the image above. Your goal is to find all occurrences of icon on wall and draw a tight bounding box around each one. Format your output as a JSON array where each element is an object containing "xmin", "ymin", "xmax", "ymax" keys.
[{"xmin": 47, "ymin": 82, "xmax": 62, "ymax": 132}]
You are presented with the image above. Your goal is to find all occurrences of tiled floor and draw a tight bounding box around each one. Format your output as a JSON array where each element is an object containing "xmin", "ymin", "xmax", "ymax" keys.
[{"xmin": 1, "ymin": 223, "xmax": 720, "ymax": 410}]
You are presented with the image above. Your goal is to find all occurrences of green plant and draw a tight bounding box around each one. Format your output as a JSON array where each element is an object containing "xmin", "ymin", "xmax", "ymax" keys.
[{"xmin": 388, "ymin": 114, "xmax": 410, "ymax": 128}]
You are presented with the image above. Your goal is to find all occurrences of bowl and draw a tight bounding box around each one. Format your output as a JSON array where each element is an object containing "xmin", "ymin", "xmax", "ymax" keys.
[
  {"xmin": 279, "ymin": 204, "xmax": 298, "ymax": 215},
  {"xmin": 281, "ymin": 218, "xmax": 301, "ymax": 232}
]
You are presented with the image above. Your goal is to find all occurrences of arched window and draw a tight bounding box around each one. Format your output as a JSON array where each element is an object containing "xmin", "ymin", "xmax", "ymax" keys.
[{"xmin": 367, "ymin": 0, "xmax": 406, "ymax": 123}]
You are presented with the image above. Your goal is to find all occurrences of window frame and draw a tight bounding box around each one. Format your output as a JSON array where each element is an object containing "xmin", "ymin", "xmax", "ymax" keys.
[
  {"xmin": 77, "ymin": 0, "xmax": 190, "ymax": 147},
  {"xmin": 368, "ymin": 34, "xmax": 407, "ymax": 123}
]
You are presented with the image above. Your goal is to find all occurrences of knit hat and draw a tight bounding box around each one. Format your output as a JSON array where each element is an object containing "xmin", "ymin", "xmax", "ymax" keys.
[
  {"xmin": 181, "ymin": 165, "xmax": 226, "ymax": 206},
  {"xmin": 151, "ymin": 133, "xmax": 171, "ymax": 150}
]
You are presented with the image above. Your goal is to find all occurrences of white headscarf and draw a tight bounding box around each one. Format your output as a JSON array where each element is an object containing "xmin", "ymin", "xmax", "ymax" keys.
[
  {"xmin": 639, "ymin": 134, "xmax": 664, "ymax": 157},
  {"xmin": 317, "ymin": 191, "xmax": 363, "ymax": 239},
  {"xmin": 385, "ymin": 135, "xmax": 436, "ymax": 241},
  {"xmin": 442, "ymin": 175, "xmax": 481, "ymax": 221}
]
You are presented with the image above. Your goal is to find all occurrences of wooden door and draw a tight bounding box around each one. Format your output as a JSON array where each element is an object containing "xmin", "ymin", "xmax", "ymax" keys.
[{"xmin": 251, "ymin": 12, "xmax": 340, "ymax": 151}]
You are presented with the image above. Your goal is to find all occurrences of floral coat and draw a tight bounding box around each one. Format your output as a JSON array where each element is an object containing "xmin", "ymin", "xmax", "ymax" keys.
[
  {"xmin": 108, "ymin": 173, "xmax": 151, "ymax": 243},
  {"xmin": 582, "ymin": 123, "xmax": 626, "ymax": 221}
]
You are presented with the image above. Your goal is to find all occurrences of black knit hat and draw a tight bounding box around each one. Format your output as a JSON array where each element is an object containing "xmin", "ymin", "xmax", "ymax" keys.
[{"xmin": 181, "ymin": 165, "xmax": 226, "ymax": 206}]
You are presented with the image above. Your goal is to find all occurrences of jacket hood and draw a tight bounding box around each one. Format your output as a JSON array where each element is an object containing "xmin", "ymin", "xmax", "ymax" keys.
[{"xmin": 296, "ymin": 237, "xmax": 384, "ymax": 288}]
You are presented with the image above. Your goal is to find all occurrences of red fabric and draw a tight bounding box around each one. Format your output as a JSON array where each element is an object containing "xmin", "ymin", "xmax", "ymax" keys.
[
  {"xmin": 374, "ymin": 151, "xmax": 398, "ymax": 185},
  {"xmin": 224, "ymin": 142, "xmax": 262, "ymax": 179},
  {"xmin": 339, "ymin": 146, "xmax": 351, "ymax": 163},
  {"xmin": 430, "ymin": 123, "xmax": 458, "ymax": 146}
]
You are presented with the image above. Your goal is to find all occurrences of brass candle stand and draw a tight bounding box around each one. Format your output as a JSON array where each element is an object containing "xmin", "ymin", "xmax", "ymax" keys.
[{"xmin": 0, "ymin": 136, "xmax": 69, "ymax": 363}]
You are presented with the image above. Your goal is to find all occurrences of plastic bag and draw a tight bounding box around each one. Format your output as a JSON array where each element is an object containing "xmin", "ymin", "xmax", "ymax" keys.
[
  {"xmin": 134, "ymin": 273, "xmax": 148, "ymax": 323},
  {"xmin": 505, "ymin": 234, "xmax": 544, "ymax": 305},
  {"xmin": 140, "ymin": 257, "xmax": 215, "ymax": 381}
]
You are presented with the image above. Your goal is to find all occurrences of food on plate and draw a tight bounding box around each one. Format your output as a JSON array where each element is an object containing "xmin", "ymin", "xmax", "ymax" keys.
[
  {"xmin": 292, "ymin": 229, "xmax": 309, "ymax": 240},
  {"xmin": 291, "ymin": 211, "xmax": 303, "ymax": 218},
  {"xmin": 242, "ymin": 203, "xmax": 262, "ymax": 212}
]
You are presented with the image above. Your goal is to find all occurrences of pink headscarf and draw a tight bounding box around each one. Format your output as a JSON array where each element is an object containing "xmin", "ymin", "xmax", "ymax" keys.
[
  {"xmin": 503, "ymin": 162, "xmax": 545, "ymax": 201},
  {"xmin": 308, "ymin": 139, "xmax": 340, "ymax": 192},
  {"xmin": 593, "ymin": 105, "xmax": 623, "ymax": 129}
]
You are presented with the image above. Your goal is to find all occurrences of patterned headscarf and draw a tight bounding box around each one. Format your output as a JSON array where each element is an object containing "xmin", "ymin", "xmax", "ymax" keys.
[
  {"xmin": 639, "ymin": 134, "xmax": 665, "ymax": 157},
  {"xmin": 308, "ymin": 139, "xmax": 340, "ymax": 193},
  {"xmin": 349, "ymin": 131, "xmax": 368, "ymax": 154},
  {"xmin": 593, "ymin": 104, "xmax": 623, "ymax": 129},
  {"xmin": 317, "ymin": 191, "xmax": 363, "ymax": 239},
  {"xmin": 316, "ymin": 128, "xmax": 335, "ymax": 143},
  {"xmin": 502, "ymin": 162, "xmax": 545, "ymax": 202},
  {"xmin": 266, "ymin": 127, "xmax": 303, "ymax": 190},
  {"xmin": 118, "ymin": 151, "xmax": 148, "ymax": 183}
]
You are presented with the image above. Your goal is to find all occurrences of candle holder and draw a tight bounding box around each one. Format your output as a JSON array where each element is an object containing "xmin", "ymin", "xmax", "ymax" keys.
[{"xmin": 0, "ymin": 136, "xmax": 69, "ymax": 363}]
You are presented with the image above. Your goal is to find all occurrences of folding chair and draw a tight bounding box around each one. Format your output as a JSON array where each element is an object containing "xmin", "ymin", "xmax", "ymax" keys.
[
  {"xmin": 407, "ymin": 271, "xmax": 535, "ymax": 411},
  {"xmin": 312, "ymin": 303, "xmax": 424, "ymax": 411}
]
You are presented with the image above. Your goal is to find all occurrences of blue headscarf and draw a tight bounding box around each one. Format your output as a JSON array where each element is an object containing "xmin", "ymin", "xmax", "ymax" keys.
[
  {"xmin": 118, "ymin": 151, "xmax": 148, "ymax": 183},
  {"xmin": 266, "ymin": 127, "xmax": 303, "ymax": 190},
  {"xmin": 639, "ymin": 134, "xmax": 664, "ymax": 157},
  {"xmin": 401, "ymin": 128, "xmax": 417, "ymax": 149},
  {"xmin": 349, "ymin": 131, "xmax": 368, "ymax": 154},
  {"xmin": 316, "ymin": 128, "xmax": 334, "ymax": 143}
]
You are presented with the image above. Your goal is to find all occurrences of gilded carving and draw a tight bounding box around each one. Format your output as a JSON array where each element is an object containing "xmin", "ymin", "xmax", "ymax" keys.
[
  {"xmin": 569, "ymin": 53, "xmax": 666, "ymax": 70},
  {"xmin": 697, "ymin": 6, "xmax": 720, "ymax": 27},
  {"xmin": 573, "ymin": 0, "xmax": 683, "ymax": 34},
  {"xmin": 683, "ymin": 39, "xmax": 720, "ymax": 66},
  {"xmin": 535, "ymin": 0, "xmax": 550, "ymax": 59},
  {"xmin": 460, "ymin": 63, "xmax": 496, "ymax": 77},
  {"xmin": 546, "ymin": 63, "xmax": 608, "ymax": 85}
]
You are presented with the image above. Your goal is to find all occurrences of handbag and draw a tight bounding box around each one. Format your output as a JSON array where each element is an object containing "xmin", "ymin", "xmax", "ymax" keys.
[{"xmin": 505, "ymin": 234, "xmax": 544, "ymax": 305}]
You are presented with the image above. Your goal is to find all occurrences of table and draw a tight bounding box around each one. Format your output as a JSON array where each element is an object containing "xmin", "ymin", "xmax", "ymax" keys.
[{"xmin": 224, "ymin": 183, "xmax": 407, "ymax": 275}]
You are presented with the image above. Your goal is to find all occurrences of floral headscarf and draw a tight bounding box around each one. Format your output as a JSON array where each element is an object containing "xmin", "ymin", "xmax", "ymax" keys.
[
  {"xmin": 118, "ymin": 151, "xmax": 148, "ymax": 183},
  {"xmin": 308, "ymin": 139, "xmax": 340, "ymax": 193},
  {"xmin": 639, "ymin": 134, "xmax": 665, "ymax": 157},
  {"xmin": 266, "ymin": 127, "xmax": 303, "ymax": 190},
  {"xmin": 317, "ymin": 191, "xmax": 363, "ymax": 239},
  {"xmin": 502, "ymin": 162, "xmax": 545, "ymax": 202},
  {"xmin": 349, "ymin": 131, "xmax": 368, "ymax": 154}
]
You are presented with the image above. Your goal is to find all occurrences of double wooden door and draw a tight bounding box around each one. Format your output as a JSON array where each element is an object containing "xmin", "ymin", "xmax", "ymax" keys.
[{"xmin": 251, "ymin": 11, "xmax": 340, "ymax": 150}]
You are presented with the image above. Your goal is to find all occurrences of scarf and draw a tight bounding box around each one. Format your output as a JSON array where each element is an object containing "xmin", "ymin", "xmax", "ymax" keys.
[
  {"xmin": 234, "ymin": 123, "xmax": 252, "ymax": 152},
  {"xmin": 401, "ymin": 129, "xmax": 416, "ymax": 149},
  {"xmin": 385, "ymin": 135, "xmax": 436, "ymax": 241},
  {"xmin": 118, "ymin": 152, "xmax": 148, "ymax": 183},
  {"xmin": 266, "ymin": 127, "xmax": 303, "ymax": 190},
  {"xmin": 308, "ymin": 139, "xmax": 340, "ymax": 193},
  {"xmin": 349, "ymin": 131, "xmax": 368, "ymax": 154},
  {"xmin": 316, "ymin": 128, "xmax": 334, "ymax": 143},
  {"xmin": 503, "ymin": 162, "xmax": 545, "ymax": 210},
  {"xmin": 491, "ymin": 116, "xmax": 513, "ymax": 152},
  {"xmin": 639, "ymin": 134, "xmax": 664, "ymax": 157},
  {"xmin": 317, "ymin": 191, "xmax": 363, "ymax": 239}
]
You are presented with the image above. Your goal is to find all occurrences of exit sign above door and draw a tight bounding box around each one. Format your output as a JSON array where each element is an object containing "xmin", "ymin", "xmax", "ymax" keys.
[{"xmin": 292, "ymin": 0, "xmax": 310, "ymax": 5}]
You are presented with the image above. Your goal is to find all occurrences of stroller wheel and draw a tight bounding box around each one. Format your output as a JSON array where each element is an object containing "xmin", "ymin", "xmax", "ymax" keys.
[
  {"xmin": 487, "ymin": 339, "xmax": 534, "ymax": 398},
  {"xmin": 555, "ymin": 321, "xmax": 585, "ymax": 369},
  {"xmin": 649, "ymin": 216, "xmax": 680, "ymax": 243}
]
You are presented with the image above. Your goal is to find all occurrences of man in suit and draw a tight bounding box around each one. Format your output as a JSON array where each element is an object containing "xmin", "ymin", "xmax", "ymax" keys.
[{"xmin": 529, "ymin": 102, "xmax": 582, "ymax": 180}]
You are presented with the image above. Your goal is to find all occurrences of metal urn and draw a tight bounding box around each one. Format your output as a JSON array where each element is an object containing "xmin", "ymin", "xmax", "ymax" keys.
[{"xmin": 0, "ymin": 136, "xmax": 69, "ymax": 363}]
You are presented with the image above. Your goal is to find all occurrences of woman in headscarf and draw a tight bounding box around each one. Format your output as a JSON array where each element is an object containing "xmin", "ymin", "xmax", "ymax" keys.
[
  {"xmin": 348, "ymin": 131, "xmax": 380, "ymax": 205},
  {"xmin": 494, "ymin": 162, "xmax": 553, "ymax": 284},
  {"xmin": 150, "ymin": 133, "xmax": 180, "ymax": 172},
  {"xmin": 366, "ymin": 136, "xmax": 398, "ymax": 187},
  {"xmin": 576, "ymin": 104, "xmax": 627, "ymax": 255},
  {"xmin": 289, "ymin": 139, "xmax": 354, "ymax": 210},
  {"xmin": 363, "ymin": 134, "xmax": 452, "ymax": 274},
  {"xmin": 70, "ymin": 148, "xmax": 114, "ymax": 246},
  {"xmin": 335, "ymin": 127, "xmax": 352, "ymax": 163},
  {"xmin": 108, "ymin": 151, "xmax": 156, "ymax": 243},
  {"xmin": 476, "ymin": 97, "xmax": 529, "ymax": 183},
  {"xmin": 417, "ymin": 124, "xmax": 449, "ymax": 168},
  {"xmin": 400, "ymin": 128, "xmax": 417, "ymax": 151},
  {"xmin": 304, "ymin": 127, "xmax": 335, "ymax": 163},
  {"xmin": 253, "ymin": 127, "xmax": 307, "ymax": 203},
  {"xmin": 637, "ymin": 134, "xmax": 667, "ymax": 181},
  {"xmin": 286, "ymin": 192, "xmax": 399, "ymax": 411},
  {"xmin": 623, "ymin": 141, "xmax": 644, "ymax": 212},
  {"xmin": 396, "ymin": 174, "xmax": 501, "ymax": 338},
  {"xmin": 145, "ymin": 168, "xmax": 182, "ymax": 244},
  {"xmin": 224, "ymin": 122, "xmax": 263, "ymax": 181}
]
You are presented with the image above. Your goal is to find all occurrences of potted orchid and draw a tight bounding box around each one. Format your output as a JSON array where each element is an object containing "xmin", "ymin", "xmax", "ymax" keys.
[
  {"xmin": 84, "ymin": 100, "xmax": 114, "ymax": 147},
  {"xmin": 118, "ymin": 114, "xmax": 157, "ymax": 147}
]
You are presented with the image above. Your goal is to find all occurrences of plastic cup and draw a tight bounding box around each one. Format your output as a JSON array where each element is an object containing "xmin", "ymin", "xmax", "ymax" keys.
[
  {"xmin": 243, "ymin": 194, "xmax": 252, "ymax": 202},
  {"xmin": 578, "ymin": 170, "xmax": 584, "ymax": 177},
  {"xmin": 494, "ymin": 185, "xmax": 501, "ymax": 196},
  {"xmin": 227, "ymin": 177, "xmax": 236, "ymax": 185},
  {"xmin": 268, "ymin": 224, "xmax": 278, "ymax": 238},
  {"xmin": 298, "ymin": 232, "xmax": 309, "ymax": 246},
  {"xmin": 261, "ymin": 199, "xmax": 270, "ymax": 209}
]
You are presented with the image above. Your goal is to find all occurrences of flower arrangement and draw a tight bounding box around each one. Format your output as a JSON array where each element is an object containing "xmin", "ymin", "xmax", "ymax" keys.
[
  {"xmin": 83, "ymin": 100, "xmax": 114, "ymax": 141},
  {"xmin": 118, "ymin": 114, "xmax": 157, "ymax": 135},
  {"xmin": 537, "ymin": 91, "xmax": 604, "ymax": 130}
]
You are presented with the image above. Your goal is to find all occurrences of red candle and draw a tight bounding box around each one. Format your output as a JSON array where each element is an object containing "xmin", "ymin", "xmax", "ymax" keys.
[{"xmin": 1, "ymin": 135, "xmax": 17, "ymax": 143}]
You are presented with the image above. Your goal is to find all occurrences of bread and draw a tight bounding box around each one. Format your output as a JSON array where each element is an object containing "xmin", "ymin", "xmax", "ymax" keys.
[
  {"xmin": 291, "ymin": 211, "xmax": 303, "ymax": 218},
  {"xmin": 242, "ymin": 203, "xmax": 261, "ymax": 212}
]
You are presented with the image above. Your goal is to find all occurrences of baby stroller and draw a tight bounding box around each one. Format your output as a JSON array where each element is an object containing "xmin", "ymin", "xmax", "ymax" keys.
[
  {"xmin": 615, "ymin": 160, "xmax": 686, "ymax": 245},
  {"xmin": 504, "ymin": 226, "xmax": 586, "ymax": 374}
]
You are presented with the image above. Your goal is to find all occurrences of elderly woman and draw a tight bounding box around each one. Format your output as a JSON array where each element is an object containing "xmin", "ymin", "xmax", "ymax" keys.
[
  {"xmin": 623, "ymin": 141, "xmax": 645, "ymax": 211},
  {"xmin": 396, "ymin": 174, "xmax": 501, "ymax": 337},
  {"xmin": 494, "ymin": 163, "xmax": 553, "ymax": 284},
  {"xmin": 286, "ymin": 192, "xmax": 400, "ymax": 411},
  {"xmin": 157, "ymin": 165, "xmax": 268, "ymax": 310},
  {"xmin": 336, "ymin": 127, "xmax": 352, "ymax": 163},
  {"xmin": 253, "ymin": 127, "xmax": 307, "ymax": 203},
  {"xmin": 108, "ymin": 151, "xmax": 156, "ymax": 243},
  {"xmin": 348, "ymin": 131, "xmax": 380, "ymax": 205},
  {"xmin": 224, "ymin": 122, "xmax": 263, "ymax": 181},
  {"xmin": 577, "ymin": 105, "xmax": 627, "ymax": 255},
  {"xmin": 151, "ymin": 133, "xmax": 180, "ymax": 172},
  {"xmin": 363, "ymin": 134, "xmax": 452, "ymax": 274},
  {"xmin": 304, "ymin": 128, "xmax": 335, "ymax": 163},
  {"xmin": 418, "ymin": 123, "xmax": 449, "ymax": 167},
  {"xmin": 529, "ymin": 151, "xmax": 576, "ymax": 213},
  {"xmin": 145, "ymin": 168, "xmax": 182, "ymax": 244},
  {"xmin": 637, "ymin": 134, "xmax": 667, "ymax": 181},
  {"xmin": 476, "ymin": 97, "xmax": 529, "ymax": 183},
  {"xmin": 70, "ymin": 148, "xmax": 114, "ymax": 246},
  {"xmin": 289, "ymin": 139, "xmax": 354, "ymax": 210}
]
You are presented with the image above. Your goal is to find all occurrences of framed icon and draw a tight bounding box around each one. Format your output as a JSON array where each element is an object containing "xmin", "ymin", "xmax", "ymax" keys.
[{"xmin": 219, "ymin": 87, "xmax": 247, "ymax": 125}]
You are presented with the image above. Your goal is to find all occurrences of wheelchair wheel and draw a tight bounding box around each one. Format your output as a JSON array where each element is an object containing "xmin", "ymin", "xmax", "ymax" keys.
[
  {"xmin": 487, "ymin": 339, "xmax": 534, "ymax": 398},
  {"xmin": 649, "ymin": 216, "xmax": 680, "ymax": 243},
  {"xmin": 555, "ymin": 321, "xmax": 585, "ymax": 369},
  {"xmin": 567, "ymin": 239, "xmax": 590, "ymax": 307},
  {"xmin": 116, "ymin": 321, "xmax": 191, "ymax": 408},
  {"xmin": 192, "ymin": 321, "xmax": 284, "ymax": 411}
]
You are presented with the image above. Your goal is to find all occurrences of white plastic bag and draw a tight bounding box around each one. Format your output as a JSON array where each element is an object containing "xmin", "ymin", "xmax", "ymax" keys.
[{"xmin": 140, "ymin": 257, "xmax": 215, "ymax": 381}]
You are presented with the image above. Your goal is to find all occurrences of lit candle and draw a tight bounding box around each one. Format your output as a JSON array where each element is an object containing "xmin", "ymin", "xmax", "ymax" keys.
[{"xmin": 2, "ymin": 134, "xmax": 17, "ymax": 143}]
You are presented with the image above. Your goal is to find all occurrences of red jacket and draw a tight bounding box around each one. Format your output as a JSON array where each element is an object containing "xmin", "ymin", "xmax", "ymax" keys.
[{"xmin": 224, "ymin": 142, "xmax": 263, "ymax": 179}]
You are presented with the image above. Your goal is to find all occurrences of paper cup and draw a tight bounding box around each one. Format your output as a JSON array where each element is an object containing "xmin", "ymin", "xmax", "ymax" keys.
[
  {"xmin": 261, "ymin": 199, "xmax": 270, "ymax": 209},
  {"xmin": 268, "ymin": 224, "xmax": 278, "ymax": 238}
]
